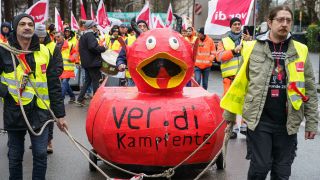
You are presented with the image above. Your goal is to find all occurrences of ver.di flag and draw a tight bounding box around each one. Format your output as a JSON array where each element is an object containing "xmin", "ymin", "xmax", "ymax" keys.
[
  {"xmin": 71, "ymin": 12, "xmax": 79, "ymax": 31},
  {"xmin": 136, "ymin": 1, "xmax": 152, "ymax": 28},
  {"xmin": 165, "ymin": 3, "xmax": 173, "ymax": 27},
  {"xmin": 91, "ymin": 3, "xmax": 96, "ymax": 21},
  {"xmin": 80, "ymin": 0, "xmax": 87, "ymax": 20},
  {"xmin": 55, "ymin": 8, "xmax": 64, "ymax": 32},
  {"xmin": 25, "ymin": 0, "xmax": 49, "ymax": 23},
  {"xmin": 204, "ymin": 0, "xmax": 254, "ymax": 35},
  {"xmin": 96, "ymin": 0, "xmax": 110, "ymax": 29}
]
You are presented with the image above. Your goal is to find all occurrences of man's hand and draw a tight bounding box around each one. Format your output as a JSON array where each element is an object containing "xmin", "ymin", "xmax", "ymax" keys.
[
  {"xmin": 56, "ymin": 118, "xmax": 68, "ymax": 132},
  {"xmin": 305, "ymin": 131, "xmax": 317, "ymax": 140},
  {"xmin": 118, "ymin": 64, "xmax": 126, "ymax": 72},
  {"xmin": 234, "ymin": 45, "xmax": 242, "ymax": 54},
  {"xmin": 242, "ymin": 33, "xmax": 252, "ymax": 41}
]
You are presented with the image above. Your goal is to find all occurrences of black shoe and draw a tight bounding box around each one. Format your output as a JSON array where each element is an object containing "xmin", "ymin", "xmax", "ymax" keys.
[
  {"xmin": 229, "ymin": 132, "xmax": 237, "ymax": 139},
  {"xmin": 75, "ymin": 100, "xmax": 86, "ymax": 107},
  {"xmin": 69, "ymin": 97, "xmax": 76, "ymax": 104}
]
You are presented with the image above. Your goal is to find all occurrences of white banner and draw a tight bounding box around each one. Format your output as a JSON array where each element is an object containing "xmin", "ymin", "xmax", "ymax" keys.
[{"xmin": 204, "ymin": 0, "xmax": 254, "ymax": 35}]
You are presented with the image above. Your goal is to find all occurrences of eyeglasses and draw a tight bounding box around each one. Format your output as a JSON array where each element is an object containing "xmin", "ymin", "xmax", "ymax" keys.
[{"xmin": 273, "ymin": 17, "xmax": 292, "ymax": 24}]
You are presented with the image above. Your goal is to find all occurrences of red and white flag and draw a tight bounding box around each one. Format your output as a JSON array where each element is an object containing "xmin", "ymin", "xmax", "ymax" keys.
[
  {"xmin": 136, "ymin": 1, "xmax": 152, "ymax": 28},
  {"xmin": 71, "ymin": 12, "xmax": 79, "ymax": 31},
  {"xmin": 96, "ymin": 0, "xmax": 110, "ymax": 29},
  {"xmin": 80, "ymin": 0, "xmax": 87, "ymax": 20},
  {"xmin": 25, "ymin": 0, "xmax": 49, "ymax": 23},
  {"xmin": 205, "ymin": 0, "xmax": 254, "ymax": 35},
  {"xmin": 55, "ymin": 8, "xmax": 64, "ymax": 32},
  {"xmin": 165, "ymin": 3, "xmax": 173, "ymax": 27},
  {"xmin": 153, "ymin": 14, "xmax": 165, "ymax": 29},
  {"xmin": 90, "ymin": 4, "xmax": 96, "ymax": 21}
]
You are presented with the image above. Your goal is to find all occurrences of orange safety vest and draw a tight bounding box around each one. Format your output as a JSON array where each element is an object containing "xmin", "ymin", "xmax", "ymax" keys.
[{"xmin": 194, "ymin": 36, "xmax": 216, "ymax": 69}]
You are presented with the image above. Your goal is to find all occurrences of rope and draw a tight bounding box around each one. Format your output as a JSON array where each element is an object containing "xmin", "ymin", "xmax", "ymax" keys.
[{"xmin": 0, "ymin": 42, "xmax": 232, "ymax": 179}]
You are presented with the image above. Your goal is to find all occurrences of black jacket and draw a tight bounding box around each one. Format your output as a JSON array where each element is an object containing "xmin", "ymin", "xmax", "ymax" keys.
[
  {"xmin": 79, "ymin": 30, "xmax": 106, "ymax": 68},
  {"xmin": 0, "ymin": 32, "xmax": 65, "ymax": 131}
]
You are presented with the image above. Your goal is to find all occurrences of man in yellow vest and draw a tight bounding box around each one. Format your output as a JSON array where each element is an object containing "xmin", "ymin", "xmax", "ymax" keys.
[
  {"xmin": 221, "ymin": 6, "xmax": 319, "ymax": 179},
  {"xmin": 35, "ymin": 23, "xmax": 64, "ymax": 153},
  {"xmin": 217, "ymin": 17, "xmax": 252, "ymax": 139},
  {"xmin": 55, "ymin": 32, "xmax": 78, "ymax": 103},
  {"xmin": 0, "ymin": 13, "xmax": 67, "ymax": 179}
]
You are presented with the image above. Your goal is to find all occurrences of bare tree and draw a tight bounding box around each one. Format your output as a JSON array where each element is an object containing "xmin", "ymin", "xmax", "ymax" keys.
[
  {"xmin": 27, "ymin": 0, "xmax": 33, "ymax": 7},
  {"xmin": 304, "ymin": 0, "xmax": 319, "ymax": 23},
  {"xmin": 4, "ymin": 0, "xmax": 13, "ymax": 21},
  {"xmin": 257, "ymin": 0, "xmax": 272, "ymax": 23}
]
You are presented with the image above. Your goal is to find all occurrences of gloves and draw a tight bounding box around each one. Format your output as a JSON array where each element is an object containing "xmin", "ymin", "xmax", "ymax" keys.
[{"xmin": 131, "ymin": 17, "xmax": 142, "ymax": 36}]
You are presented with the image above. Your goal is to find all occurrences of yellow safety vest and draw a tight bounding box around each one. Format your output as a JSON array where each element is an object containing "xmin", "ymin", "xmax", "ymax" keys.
[
  {"xmin": 68, "ymin": 36, "xmax": 77, "ymax": 47},
  {"xmin": 1, "ymin": 44, "xmax": 50, "ymax": 109},
  {"xmin": 220, "ymin": 37, "xmax": 244, "ymax": 78},
  {"xmin": 220, "ymin": 40, "xmax": 308, "ymax": 114},
  {"xmin": 61, "ymin": 41, "xmax": 75, "ymax": 71},
  {"xmin": 127, "ymin": 34, "xmax": 136, "ymax": 46},
  {"xmin": 105, "ymin": 35, "xmax": 123, "ymax": 51},
  {"xmin": 46, "ymin": 41, "xmax": 56, "ymax": 55}
]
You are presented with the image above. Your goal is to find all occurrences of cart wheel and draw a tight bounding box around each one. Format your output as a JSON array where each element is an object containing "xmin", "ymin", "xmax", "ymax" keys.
[
  {"xmin": 216, "ymin": 153, "xmax": 225, "ymax": 170},
  {"xmin": 89, "ymin": 149, "xmax": 98, "ymax": 171}
]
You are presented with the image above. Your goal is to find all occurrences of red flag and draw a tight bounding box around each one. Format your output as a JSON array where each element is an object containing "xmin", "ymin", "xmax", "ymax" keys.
[
  {"xmin": 90, "ymin": 4, "xmax": 96, "ymax": 21},
  {"xmin": 136, "ymin": 1, "xmax": 151, "ymax": 28},
  {"xmin": 153, "ymin": 15, "xmax": 165, "ymax": 28},
  {"xmin": 55, "ymin": 8, "xmax": 64, "ymax": 32},
  {"xmin": 96, "ymin": 0, "xmax": 110, "ymax": 29},
  {"xmin": 205, "ymin": 0, "xmax": 254, "ymax": 35},
  {"xmin": 165, "ymin": 3, "xmax": 173, "ymax": 27},
  {"xmin": 80, "ymin": 0, "xmax": 87, "ymax": 20},
  {"xmin": 71, "ymin": 12, "xmax": 79, "ymax": 31},
  {"xmin": 25, "ymin": 0, "xmax": 49, "ymax": 23}
]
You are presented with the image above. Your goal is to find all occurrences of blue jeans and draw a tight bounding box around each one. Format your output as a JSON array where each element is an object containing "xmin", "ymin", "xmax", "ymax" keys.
[
  {"xmin": 80, "ymin": 68, "xmax": 92, "ymax": 94},
  {"xmin": 194, "ymin": 67, "xmax": 210, "ymax": 90},
  {"xmin": 7, "ymin": 127, "xmax": 49, "ymax": 180},
  {"xmin": 127, "ymin": 78, "xmax": 135, "ymax": 87},
  {"xmin": 61, "ymin": 78, "xmax": 75, "ymax": 99}
]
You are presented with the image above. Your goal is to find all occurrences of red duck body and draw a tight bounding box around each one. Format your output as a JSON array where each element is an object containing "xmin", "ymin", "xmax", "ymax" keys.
[{"xmin": 86, "ymin": 28, "xmax": 225, "ymax": 168}]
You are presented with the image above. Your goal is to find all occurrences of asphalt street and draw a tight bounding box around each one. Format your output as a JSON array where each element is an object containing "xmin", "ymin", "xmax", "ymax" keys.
[{"xmin": 0, "ymin": 53, "xmax": 320, "ymax": 180}]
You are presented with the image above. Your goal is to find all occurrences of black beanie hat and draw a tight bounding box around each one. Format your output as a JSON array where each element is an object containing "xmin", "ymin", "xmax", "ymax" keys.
[
  {"xmin": 197, "ymin": 27, "xmax": 205, "ymax": 35},
  {"xmin": 230, "ymin": 17, "xmax": 241, "ymax": 27},
  {"xmin": 12, "ymin": 13, "xmax": 34, "ymax": 32},
  {"xmin": 136, "ymin": 20, "xmax": 149, "ymax": 29}
]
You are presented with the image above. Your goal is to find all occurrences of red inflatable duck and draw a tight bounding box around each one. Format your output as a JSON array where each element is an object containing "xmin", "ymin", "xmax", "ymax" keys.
[{"xmin": 86, "ymin": 28, "xmax": 225, "ymax": 169}]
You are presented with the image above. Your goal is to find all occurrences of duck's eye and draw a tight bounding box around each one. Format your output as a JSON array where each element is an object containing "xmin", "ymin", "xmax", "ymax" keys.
[
  {"xmin": 146, "ymin": 36, "xmax": 156, "ymax": 50},
  {"xmin": 169, "ymin": 37, "xmax": 179, "ymax": 50}
]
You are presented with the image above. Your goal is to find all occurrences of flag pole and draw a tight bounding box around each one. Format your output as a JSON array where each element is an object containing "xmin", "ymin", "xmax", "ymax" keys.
[
  {"xmin": 192, "ymin": 0, "xmax": 195, "ymax": 27},
  {"xmin": 253, "ymin": 0, "xmax": 257, "ymax": 37}
]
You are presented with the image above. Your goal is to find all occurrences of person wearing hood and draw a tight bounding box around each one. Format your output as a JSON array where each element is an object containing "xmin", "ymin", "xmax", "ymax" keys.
[
  {"xmin": 34, "ymin": 23, "xmax": 64, "ymax": 153},
  {"xmin": 216, "ymin": 17, "xmax": 252, "ymax": 139},
  {"xmin": 0, "ymin": 13, "xmax": 67, "ymax": 179},
  {"xmin": 0, "ymin": 22, "xmax": 12, "ymax": 43},
  {"xmin": 222, "ymin": 6, "xmax": 318, "ymax": 179}
]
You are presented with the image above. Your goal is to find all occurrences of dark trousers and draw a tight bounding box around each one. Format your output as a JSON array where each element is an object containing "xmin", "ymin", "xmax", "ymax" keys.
[
  {"xmin": 48, "ymin": 122, "xmax": 54, "ymax": 142},
  {"xmin": 7, "ymin": 127, "xmax": 49, "ymax": 180},
  {"xmin": 77, "ymin": 67, "xmax": 101, "ymax": 102},
  {"xmin": 247, "ymin": 122, "xmax": 297, "ymax": 180},
  {"xmin": 194, "ymin": 67, "xmax": 210, "ymax": 90}
]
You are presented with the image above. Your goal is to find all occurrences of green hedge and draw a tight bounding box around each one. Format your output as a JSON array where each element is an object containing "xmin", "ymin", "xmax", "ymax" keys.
[{"xmin": 306, "ymin": 25, "xmax": 320, "ymax": 52}]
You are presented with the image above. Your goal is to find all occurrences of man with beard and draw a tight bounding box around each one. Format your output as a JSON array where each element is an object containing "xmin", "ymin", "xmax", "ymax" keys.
[
  {"xmin": 217, "ymin": 17, "xmax": 252, "ymax": 139},
  {"xmin": 222, "ymin": 6, "xmax": 319, "ymax": 179},
  {"xmin": 0, "ymin": 13, "xmax": 67, "ymax": 179}
]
